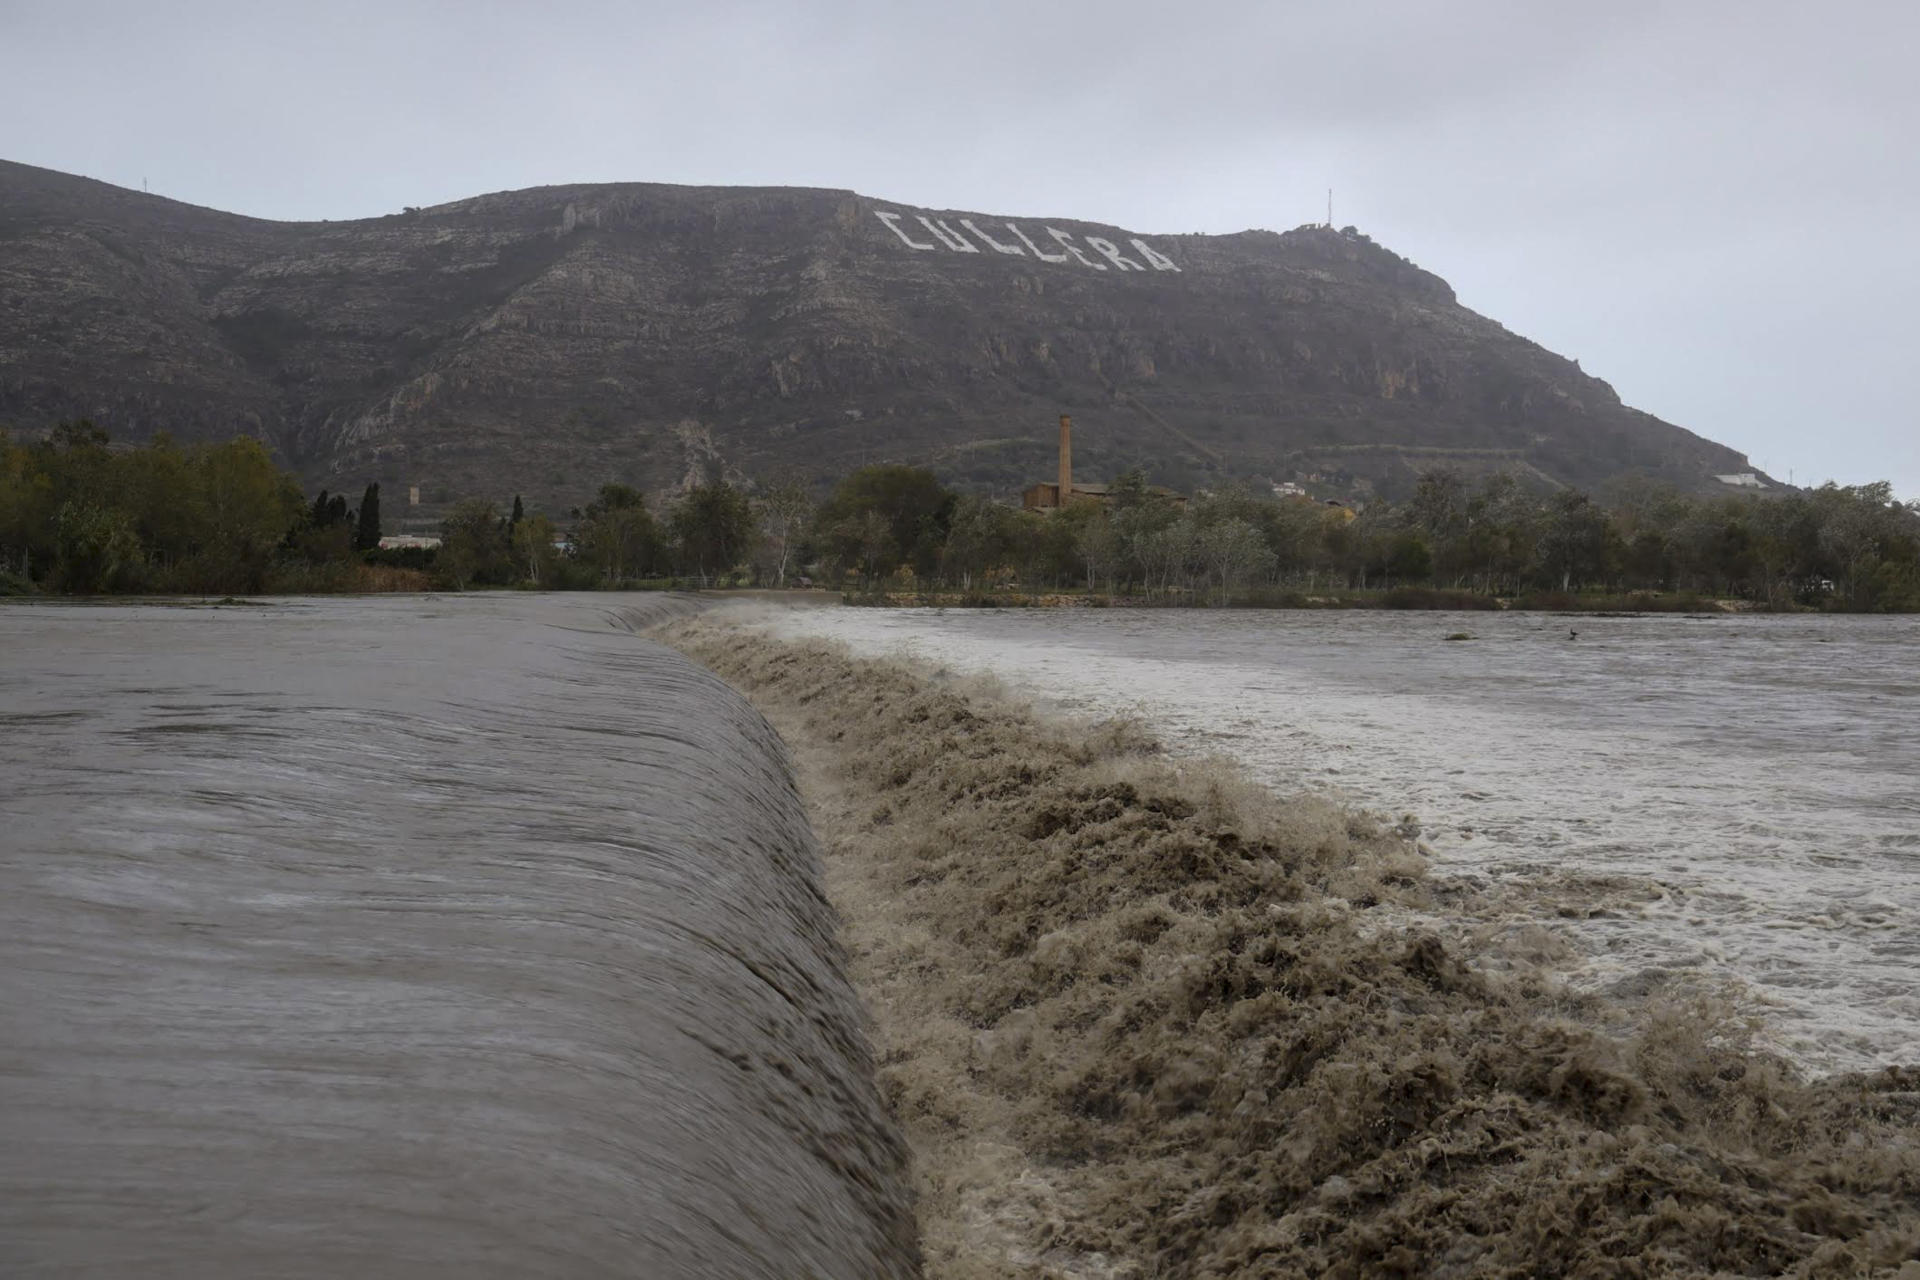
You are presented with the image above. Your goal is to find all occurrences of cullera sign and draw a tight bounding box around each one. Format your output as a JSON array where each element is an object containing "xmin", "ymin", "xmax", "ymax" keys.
[{"xmin": 873, "ymin": 209, "xmax": 1181, "ymax": 273}]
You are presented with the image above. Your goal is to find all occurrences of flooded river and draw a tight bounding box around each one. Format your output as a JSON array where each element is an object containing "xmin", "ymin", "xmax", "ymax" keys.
[
  {"xmin": 0, "ymin": 595, "xmax": 916, "ymax": 1278},
  {"xmin": 754, "ymin": 604, "xmax": 1920, "ymax": 1076}
]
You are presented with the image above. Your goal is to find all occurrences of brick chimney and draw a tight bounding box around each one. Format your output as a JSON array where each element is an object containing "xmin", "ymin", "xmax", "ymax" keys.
[{"xmin": 1057, "ymin": 414, "xmax": 1072, "ymax": 507}]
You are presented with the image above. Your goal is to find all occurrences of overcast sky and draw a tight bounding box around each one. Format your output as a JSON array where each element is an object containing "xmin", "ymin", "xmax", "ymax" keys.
[{"xmin": 5, "ymin": 0, "xmax": 1915, "ymax": 499}]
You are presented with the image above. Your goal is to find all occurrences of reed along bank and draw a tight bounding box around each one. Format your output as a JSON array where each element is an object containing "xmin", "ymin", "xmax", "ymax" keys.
[{"xmin": 659, "ymin": 613, "xmax": 1920, "ymax": 1279}]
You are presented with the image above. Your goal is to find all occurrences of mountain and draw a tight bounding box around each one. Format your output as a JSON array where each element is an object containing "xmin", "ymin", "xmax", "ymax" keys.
[{"xmin": 0, "ymin": 159, "xmax": 1762, "ymax": 516}]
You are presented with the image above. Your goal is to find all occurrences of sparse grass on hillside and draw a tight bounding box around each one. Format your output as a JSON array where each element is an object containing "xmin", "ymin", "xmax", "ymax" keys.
[{"xmin": 662, "ymin": 616, "xmax": 1920, "ymax": 1279}]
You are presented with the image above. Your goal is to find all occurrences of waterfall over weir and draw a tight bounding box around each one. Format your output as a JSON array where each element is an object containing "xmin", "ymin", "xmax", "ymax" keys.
[{"xmin": 0, "ymin": 594, "xmax": 917, "ymax": 1278}]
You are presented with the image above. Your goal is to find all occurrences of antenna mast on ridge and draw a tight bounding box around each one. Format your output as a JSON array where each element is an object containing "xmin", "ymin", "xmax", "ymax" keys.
[{"xmin": 1327, "ymin": 188, "xmax": 1332, "ymax": 228}]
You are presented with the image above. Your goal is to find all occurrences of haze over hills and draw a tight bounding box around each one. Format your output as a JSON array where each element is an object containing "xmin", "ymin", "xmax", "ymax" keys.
[{"xmin": 0, "ymin": 158, "xmax": 1763, "ymax": 515}]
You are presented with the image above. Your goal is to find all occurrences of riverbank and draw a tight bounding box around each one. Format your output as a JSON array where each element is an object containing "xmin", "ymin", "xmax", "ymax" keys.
[
  {"xmin": 842, "ymin": 586, "xmax": 1764, "ymax": 613},
  {"xmin": 659, "ymin": 614, "xmax": 1920, "ymax": 1277},
  {"xmin": 0, "ymin": 576, "xmax": 1861, "ymax": 614}
]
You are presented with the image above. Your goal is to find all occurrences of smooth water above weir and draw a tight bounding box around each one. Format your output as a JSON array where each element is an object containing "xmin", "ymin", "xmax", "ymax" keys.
[
  {"xmin": 755, "ymin": 603, "xmax": 1920, "ymax": 1076},
  {"xmin": 0, "ymin": 595, "xmax": 916, "ymax": 1279}
]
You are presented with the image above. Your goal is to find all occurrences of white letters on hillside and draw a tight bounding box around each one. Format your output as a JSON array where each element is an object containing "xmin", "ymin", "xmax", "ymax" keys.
[
  {"xmin": 1007, "ymin": 222, "xmax": 1069, "ymax": 263},
  {"xmin": 874, "ymin": 210, "xmax": 936, "ymax": 250},
  {"xmin": 1085, "ymin": 236, "xmax": 1144, "ymax": 271},
  {"xmin": 1052, "ymin": 227, "xmax": 1113, "ymax": 270},
  {"xmin": 917, "ymin": 216, "xmax": 979, "ymax": 252},
  {"xmin": 1049, "ymin": 226, "xmax": 1104, "ymax": 270},
  {"xmin": 959, "ymin": 219, "xmax": 1025, "ymax": 256},
  {"xmin": 1130, "ymin": 238, "xmax": 1180, "ymax": 271},
  {"xmin": 873, "ymin": 209, "xmax": 1180, "ymax": 273}
]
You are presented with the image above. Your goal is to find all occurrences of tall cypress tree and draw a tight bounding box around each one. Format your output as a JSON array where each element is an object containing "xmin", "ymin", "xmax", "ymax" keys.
[
  {"xmin": 509, "ymin": 494, "xmax": 525, "ymax": 533},
  {"xmin": 354, "ymin": 483, "xmax": 382, "ymax": 552}
]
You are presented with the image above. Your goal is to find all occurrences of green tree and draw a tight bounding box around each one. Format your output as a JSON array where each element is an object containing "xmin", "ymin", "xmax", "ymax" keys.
[
  {"xmin": 1341, "ymin": 505, "xmax": 1396, "ymax": 589},
  {"xmin": 46, "ymin": 421, "xmax": 115, "ymax": 510},
  {"xmin": 1109, "ymin": 466, "xmax": 1152, "ymax": 510},
  {"xmin": 123, "ymin": 433, "xmax": 200, "ymax": 570},
  {"xmin": 1813, "ymin": 482, "xmax": 1896, "ymax": 608},
  {"xmin": 1134, "ymin": 516, "xmax": 1196, "ymax": 599},
  {"xmin": 850, "ymin": 509, "xmax": 894, "ymax": 585},
  {"xmin": 1622, "ymin": 528, "xmax": 1673, "ymax": 590},
  {"xmin": 354, "ymin": 483, "xmax": 382, "ymax": 553},
  {"xmin": 438, "ymin": 498, "xmax": 511, "ymax": 589},
  {"xmin": 942, "ymin": 495, "xmax": 1021, "ymax": 589},
  {"xmin": 1013, "ymin": 507, "xmax": 1082, "ymax": 590},
  {"xmin": 814, "ymin": 465, "xmax": 954, "ymax": 579},
  {"xmin": 670, "ymin": 481, "xmax": 756, "ymax": 582},
  {"xmin": 1537, "ymin": 489, "xmax": 1616, "ymax": 592},
  {"xmin": 1112, "ymin": 489, "xmax": 1182, "ymax": 593},
  {"xmin": 1452, "ymin": 473, "xmax": 1542, "ymax": 594},
  {"xmin": 576, "ymin": 484, "xmax": 663, "ymax": 583},
  {"xmin": 0, "ymin": 431, "xmax": 45, "ymax": 577},
  {"xmin": 53, "ymin": 500, "xmax": 144, "ymax": 592},
  {"xmin": 293, "ymin": 514, "xmax": 354, "ymax": 565},
  {"xmin": 1382, "ymin": 529, "xmax": 1433, "ymax": 584},
  {"xmin": 1197, "ymin": 517, "xmax": 1276, "ymax": 603},
  {"xmin": 512, "ymin": 512, "xmax": 558, "ymax": 586},
  {"xmin": 1705, "ymin": 513, "xmax": 1758, "ymax": 596},
  {"xmin": 192, "ymin": 436, "xmax": 306, "ymax": 590},
  {"xmin": 754, "ymin": 478, "xmax": 813, "ymax": 587},
  {"xmin": 1408, "ymin": 467, "xmax": 1471, "ymax": 583},
  {"xmin": 1059, "ymin": 501, "xmax": 1121, "ymax": 592},
  {"xmin": 1262, "ymin": 497, "xmax": 1330, "ymax": 586}
]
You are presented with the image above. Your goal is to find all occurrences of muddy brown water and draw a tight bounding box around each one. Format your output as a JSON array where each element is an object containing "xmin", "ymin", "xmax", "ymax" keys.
[
  {"xmin": 0, "ymin": 594, "xmax": 916, "ymax": 1279},
  {"xmin": 756, "ymin": 603, "xmax": 1920, "ymax": 1076}
]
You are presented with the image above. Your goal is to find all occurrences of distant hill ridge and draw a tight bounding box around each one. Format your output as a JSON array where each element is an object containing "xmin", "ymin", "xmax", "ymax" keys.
[{"xmin": 0, "ymin": 159, "xmax": 1760, "ymax": 511}]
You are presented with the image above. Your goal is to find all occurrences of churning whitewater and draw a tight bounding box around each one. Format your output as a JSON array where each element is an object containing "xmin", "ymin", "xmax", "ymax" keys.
[
  {"xmin": 750, "ymin": 603, "xmax": 1920, "ymax": 1077},
  {"xmin": 0, "ymin": 594, "xmax": 916, "ymax": 1279},
  {"xmin": 659, "ymin": 611, "xmax": 1920, "ymax": 1278}
]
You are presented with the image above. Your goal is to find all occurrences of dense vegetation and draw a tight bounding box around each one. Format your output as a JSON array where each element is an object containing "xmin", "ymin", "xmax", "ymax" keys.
[
  {"xmin": 1, "ymin": 422, "xmax": 313, "ymax": 594},
  {"xmin": 0, "ymin": 423, "xmax": 766, "ymax": 595},
  {"xmin": 808, "ymin": 464, "xmax": 1920, "ymax": 612},
  {"xmin": 4, "ymin": 423, "xmax": 1916, "ymax": 609}
]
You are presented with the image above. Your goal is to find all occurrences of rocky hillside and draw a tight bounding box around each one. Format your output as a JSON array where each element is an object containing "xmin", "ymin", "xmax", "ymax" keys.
[{"xmin": 0, "ymin": 159, "xmax": 1760, "ymax": 514}]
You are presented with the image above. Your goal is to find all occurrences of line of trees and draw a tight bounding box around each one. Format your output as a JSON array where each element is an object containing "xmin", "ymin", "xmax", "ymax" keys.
[
  {"xmin": 795, "ymin": 465, "xmax": 1920, "ymax": 611},
  {"xmin": 1, "ymin": 423, "xmax": 314, "ymax": 593},
  {"xmin": 5, "ymin": 422, "xmax": 1916, "ymax": 610},
  {"xmin": 498, "ymin": 459, "xmax": 1920, "ymax": 612},
  {"xmin": 0, "ymin": 423, "xmax": 774, "ymax": 595},
  {"xmin": 431, "ymin": 480, "xmax": 765, "ymax": 590}
]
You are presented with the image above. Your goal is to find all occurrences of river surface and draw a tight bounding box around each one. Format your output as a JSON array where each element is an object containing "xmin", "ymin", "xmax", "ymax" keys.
[
  {"xmin": 0, "ymin": 594, "xmax": 915, "ymax": 1279},
  {"xmin": 751, "ymin": 603, "xmax": 1920, "ymax": 1077}
]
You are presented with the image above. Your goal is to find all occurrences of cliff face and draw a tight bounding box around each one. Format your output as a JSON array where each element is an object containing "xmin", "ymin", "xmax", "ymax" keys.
[{"xmin": 0, "ymin": 159, "xmax": 1756, "ymax": 512}]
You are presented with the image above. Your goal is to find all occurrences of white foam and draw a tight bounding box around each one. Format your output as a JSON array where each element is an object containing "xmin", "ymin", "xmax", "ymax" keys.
[{"xmin": 754, "ymin": 605, "xmax": 1920, "ymax": 1077}]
